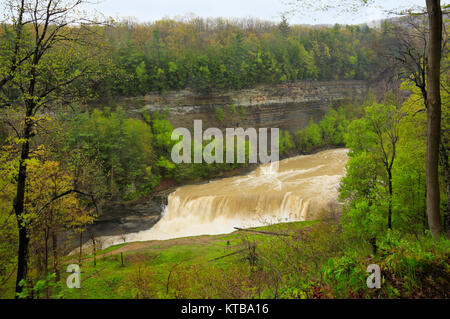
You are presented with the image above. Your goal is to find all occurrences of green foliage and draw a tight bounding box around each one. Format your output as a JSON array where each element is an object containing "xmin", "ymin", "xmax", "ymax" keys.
[
  {"xmin": 157, "ymin": 156, "xmax": 176, "ymax": 177},
  {"xmin": 294, "ymin": 118, "xmax": 322, "ymax": 153},
  {"xmin": 215, "ymin": 107, "xmax": 225, "ymax": 122},
  {"xmin": 319, "ymin": 108, "xmax": 348, "ymax": 145},
  {"xmin": 0, "ymin": 146, "xmax": 18, "ymax": 296},
  {"xmin": 291, "ymin": 102, "xmax": 363, "ymax": 154},
  {"xmin": 338, "ymin": 88, "xmax": 438, "ymax": 243},
  {"xmin": 231, "ymin": 103, "xmax": 237, "ymax": 115},
  {"xmin": 322, "ymin": 231, "xmax": 450, "ymax": 298},
  {"xmin": 16, "ymin": 273, "xmax": 64, "ymax": 299},
  {"xmin": 82, "ymin": 18, "xmax": 385, "ymax": 96},
  {"xmin": 151, "ymin": 114, "xmax": 176, "ymax": 153},
  {"xmin": 239, "ymin": 106, "xmax": 246, "ymax": 119},
  {"xmin": 63, "ymin": 107, "xmax": 153, "ymax": 199},
  {"xmin": 343, "ymin": 117, "xmax": 377, "ymax": 155},
  {"xmin": 339, "ymin": 97, "xmax": 409, "ymax": 239},
  {"xmin": 279, "ymin": 130, "xmax": 295, "ymax": 155},
  {"xmin": 135, "ymin": 61, "xmax": 150, "ymax": 95},
  {"xmin": 322, "ymin": 252, "xmax": 368, "ymax": 297}
]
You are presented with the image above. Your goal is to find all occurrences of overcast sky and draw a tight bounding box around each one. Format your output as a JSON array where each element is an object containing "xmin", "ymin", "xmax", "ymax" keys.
[{"xmin": 88, "ymin": 0, "xmax": 445, "ymax": 25}]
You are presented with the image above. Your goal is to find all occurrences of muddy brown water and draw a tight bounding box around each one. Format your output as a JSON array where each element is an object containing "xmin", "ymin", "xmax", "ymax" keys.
[{"xmin": 91, "ymin": 148, "xmax": 349, "ymax": 250}]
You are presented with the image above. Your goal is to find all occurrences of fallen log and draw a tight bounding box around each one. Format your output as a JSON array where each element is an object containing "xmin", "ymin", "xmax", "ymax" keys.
[
  {"xmin": 208, "ymin": 248, "xmax": 247, "ymax": 262},
  {"xmin": 233, "ymin": 227, "xmax": 293, "ymax": 237}
]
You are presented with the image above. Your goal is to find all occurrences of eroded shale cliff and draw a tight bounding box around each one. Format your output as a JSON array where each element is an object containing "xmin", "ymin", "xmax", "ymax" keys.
[{"xmin": 133, "ymin": 80, "xmax": 368, "ymax": 132}]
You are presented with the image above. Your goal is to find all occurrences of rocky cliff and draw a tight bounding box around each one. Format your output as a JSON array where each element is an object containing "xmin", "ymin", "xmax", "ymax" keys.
[{"xmin": 135, "ymin": 80, "xmax": 369, "ymax": 133}]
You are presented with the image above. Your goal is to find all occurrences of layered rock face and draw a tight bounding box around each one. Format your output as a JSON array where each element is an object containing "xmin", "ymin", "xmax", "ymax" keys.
[
  {"xmin": 139, "ymin": 80, "xmax": 369, "ymax": 132},
  {"xmin": 90, "ymin": 194, "xmax": 167, "ymax": 238},
  {"xmin": 68, "ymin": 194, "xmax": 167, "ymax": 251}
]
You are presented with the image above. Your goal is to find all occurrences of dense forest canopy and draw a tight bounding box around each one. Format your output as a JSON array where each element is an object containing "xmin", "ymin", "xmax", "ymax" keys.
[
  {"xmin": 94, "ymin": 17, "xmax": 385, "ymax": 96},
  {"xmin": 0, "ymin": 15, "xmax": 396, "ymax": 101},
  {"xmin": 2, "ymin": 13, "xmax": 443, "ymax": 99}
]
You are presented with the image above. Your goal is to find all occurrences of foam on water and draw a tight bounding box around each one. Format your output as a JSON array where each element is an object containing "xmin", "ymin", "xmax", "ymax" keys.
[{"xmin": 96, "ymin": 148, "xmax": 349, "ymax": 249}]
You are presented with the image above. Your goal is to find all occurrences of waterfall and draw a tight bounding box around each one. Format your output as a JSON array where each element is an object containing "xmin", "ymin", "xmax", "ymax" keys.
[{"xmin": 97, "ymin": 148, "xmax": 349, "ymax": 248}]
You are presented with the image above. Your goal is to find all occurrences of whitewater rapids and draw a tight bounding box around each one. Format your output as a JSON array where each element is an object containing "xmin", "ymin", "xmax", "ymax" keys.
[{"xmin": 97, "ymin": 148, "xmax": 349, "ymax": 248}]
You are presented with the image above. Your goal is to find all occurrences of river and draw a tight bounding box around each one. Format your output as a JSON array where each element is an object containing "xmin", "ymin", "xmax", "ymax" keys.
[{"xmin": 95, "ymin": 148, "xmax": 349, "ymax": 249}]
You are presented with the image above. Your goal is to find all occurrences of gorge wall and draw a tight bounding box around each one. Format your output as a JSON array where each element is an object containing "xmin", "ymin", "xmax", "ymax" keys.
[{"xmin": 133, "ymin": 80, "xmax": 369, "ymax": 133}]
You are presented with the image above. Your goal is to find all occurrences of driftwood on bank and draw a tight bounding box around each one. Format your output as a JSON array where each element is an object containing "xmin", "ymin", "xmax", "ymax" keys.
[
  {"xmin": 208, "ymin": 248, "xmax": 247, "ymax": 262},
  {"xmin": 233, "ymin": 227, "xmax": 298, "ymax": 238}
]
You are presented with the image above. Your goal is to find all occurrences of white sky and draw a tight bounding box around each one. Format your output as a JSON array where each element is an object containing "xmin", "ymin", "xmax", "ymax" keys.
[{"xmin": 88, "ymin": 0, "xmax": 445, "ymax": 25}]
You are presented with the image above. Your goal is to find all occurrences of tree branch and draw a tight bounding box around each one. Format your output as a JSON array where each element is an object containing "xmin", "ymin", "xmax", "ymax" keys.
[{"xmin": 34, "ymin": 189, "xmax": 99, "ymax": 217}]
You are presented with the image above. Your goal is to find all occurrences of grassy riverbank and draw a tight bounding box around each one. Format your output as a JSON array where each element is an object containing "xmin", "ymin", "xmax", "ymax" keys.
[{"xmin": 54, "ymin": 220, "xmax": 448, "ymax": 299}]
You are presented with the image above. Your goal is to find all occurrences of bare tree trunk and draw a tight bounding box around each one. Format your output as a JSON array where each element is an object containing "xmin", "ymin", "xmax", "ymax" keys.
[
  {"xmin": 44, "ymin": 227, "xmax": 49, "ymax": 299},
  {"xmin": 12, "ymin": 3, "xmax": 30, "ymax": 296},
  {"xmin": 79, "ymin": 231, "xmax": 83, "ymax": 266},
  {"xmin": 14, "ymin": 0, "xmax": 39, "ymax": 292},
  {"xmin": 14, "ymin": 109, "xmax": 33, "ymax": 297},
  {"xmin": 92, "ymin": 237, "xmax": 96, "ymax": 267},
  {"xmin": 426, "ymin": 0, "xmax": 443, "ymax": 239},
  {"xmin": 44, "ymin": 228, "xmax": 49, "ymax": 277},
  {"xmin": 388, "ymin": 169, "xmax": 393, "ymax": 230},
  {"xmin": 52, "ymin": 231, "xmax": 60, "ymax": 282}
]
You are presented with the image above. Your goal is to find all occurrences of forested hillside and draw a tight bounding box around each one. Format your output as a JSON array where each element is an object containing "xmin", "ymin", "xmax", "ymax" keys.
[{"xmin": 74, "ymin": 17, "xmax": 389, "ymax": 98}]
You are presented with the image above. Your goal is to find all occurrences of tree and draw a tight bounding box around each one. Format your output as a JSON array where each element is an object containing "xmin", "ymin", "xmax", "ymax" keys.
[
  {"xmin": 0, "ymin": 0, "xmax": 107, "ymax": 296},
  {"xmin": 425, "ymin": 0, "xmax": 443, "ymax": 238},
  {"xmin": 382, "ymin": 6, "xmax": 449, "ymax": 236},
  {"xmin": 287, "ymin": 0, "xmax": 446, "ymax": 238},
  {"xmin": 278, "ymin": 16, "xmax": 290, "ymax": 37},
  {"xmin": 136, "ymin": 61, "xmax": 149, "ymax": 95},
  {"xmin": 64, "ymin": 108, "xmax": 154, "ymax": 199},
  {"xmin": 365, "ymin": 102, "xmax": 403, "ymax": 229},
  {"xmin": 25, "ymin": 148, "xmax": 95, "ymax": 289},
  {"xmin": 279, "ymin": 130, "xmax": 294, "ymax": 155},
  {"xmin": 294, "ymin": 118, "xmax": 322, "ymax": 153},
  {"xmin": 340, "ymin": 101, "xmax": 403, "ymax": 241},
  {"xmin": 319, "ymin": 108, "xmax": 347, "ymax": 145},
  {"xmin": 394, "ymin": 83, "xmax": 428, "ymax": 233}
]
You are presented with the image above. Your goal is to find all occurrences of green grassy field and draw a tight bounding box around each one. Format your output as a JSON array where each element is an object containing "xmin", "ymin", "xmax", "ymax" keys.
[
  {"xmin": 61, "ymin": 221, "xmax": 319, "ymax": 299},
  {"xmin": 6, "ymin": 219, "xmax": 446, "ymax": 299}
]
